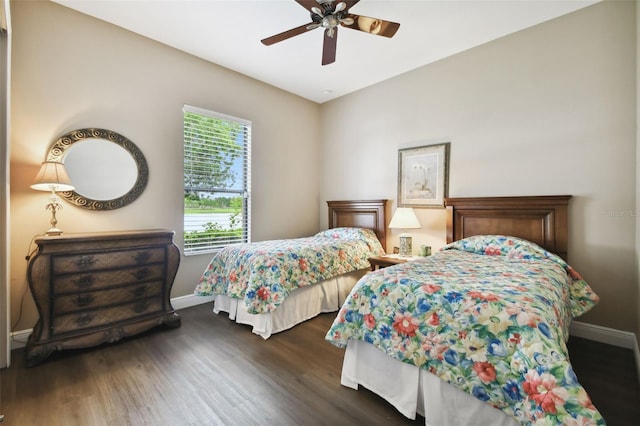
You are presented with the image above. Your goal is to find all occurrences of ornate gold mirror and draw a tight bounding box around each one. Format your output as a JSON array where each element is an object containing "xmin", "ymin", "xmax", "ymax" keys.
[{"xmin": 46, "ymin": 128, "xmax": 148, "ymax": 210}]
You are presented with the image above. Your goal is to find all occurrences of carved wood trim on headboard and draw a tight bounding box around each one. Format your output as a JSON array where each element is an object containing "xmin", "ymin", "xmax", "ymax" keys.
[
  {"xmin": 445, "ymin": 195, "xmax": 571, "ymax": 260},
  {"xmin": 327, "ymin": 200, "xmax": 390, "ymax": 252}
]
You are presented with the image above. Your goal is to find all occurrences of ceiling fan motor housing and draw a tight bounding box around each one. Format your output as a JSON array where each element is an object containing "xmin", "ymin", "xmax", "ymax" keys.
[
  {"xmin": 261, "ymin": 0, "xmax": 399, "ymax": 65},
  {"xmin": 313, "ymin": 2, "xmax": 342, "ymax": 19}
]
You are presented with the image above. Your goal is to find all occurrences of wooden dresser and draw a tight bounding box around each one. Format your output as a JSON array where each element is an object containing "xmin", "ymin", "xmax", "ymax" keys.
[{"xmin": 26, "ymin": 230, "xmax": 181, "ymax": 366}]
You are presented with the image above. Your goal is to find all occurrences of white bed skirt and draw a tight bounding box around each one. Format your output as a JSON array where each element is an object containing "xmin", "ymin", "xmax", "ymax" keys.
[
  {"xmin": 341, "ymin": 340, "xmax": 518, "ymax": 426},
  {"xmin": 211, "ymin": 269, "xmax": 367, "ymax": 339}
]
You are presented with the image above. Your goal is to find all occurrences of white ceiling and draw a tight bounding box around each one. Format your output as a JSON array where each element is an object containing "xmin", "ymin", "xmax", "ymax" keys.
[{"xmin": 52, "ymin": 0, "xmax": 600, "ymax": 104}]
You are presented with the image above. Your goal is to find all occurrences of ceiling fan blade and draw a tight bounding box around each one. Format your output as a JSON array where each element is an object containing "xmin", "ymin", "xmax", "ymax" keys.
[
  {"xmin": 294, "ymin": 0, "xmax": 322, "ymax": 13},
  {"xmin": 261, "ymin": 22, "xmax": 316, "ymax": 46},
  {"xmin": 341, "ymin": 14, "xmax": 400, "ymax": 38},
  {"xmin": 342, "ymin": 0, "xmax": 361, "ymax": 10},
  {"xmin": 322, "ymin": 28, "xmax": 337, "ymax": 65}
]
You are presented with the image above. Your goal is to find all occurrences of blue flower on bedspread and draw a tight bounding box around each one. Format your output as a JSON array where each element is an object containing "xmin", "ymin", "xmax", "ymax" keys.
[
  {"xmin": 194, "ymin": 227, "xmax": 384, "ymax": 314},
  {"xmin": 326, "ymin": 235, "xmax": 603, "ymax": 425}
]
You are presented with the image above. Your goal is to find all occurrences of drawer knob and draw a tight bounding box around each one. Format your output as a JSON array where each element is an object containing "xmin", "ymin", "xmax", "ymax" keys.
[
  {"xmin": 72, "ymin": 275, "xmax": 95, "ymax": 289},
  {"xmin": 134, "ymin": 251, "xmax": 152, "ymax": 264},
  {"xmin": 133, "ymin": 268, "xmax": 150, "ymax": 280},
  {"xmin": 74, "ymin": 313, "xmax": 94, "ymax": 327},
  {"xmin": 75, "ymin": 294, "xmax": 95, "ymax": 307},
  {"xmin": 74, "ymin": 256, "xmax": 96, "ymax": 270}
]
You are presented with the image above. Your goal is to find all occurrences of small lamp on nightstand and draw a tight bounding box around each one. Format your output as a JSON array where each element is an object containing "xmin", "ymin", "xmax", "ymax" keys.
[
  {"xmin": 389, "ymin": 207, "xmax": 421, "ymax": 257},
  {"xmin": 31, "ymin": 161, "xmax": 75, "ymax": 236}
]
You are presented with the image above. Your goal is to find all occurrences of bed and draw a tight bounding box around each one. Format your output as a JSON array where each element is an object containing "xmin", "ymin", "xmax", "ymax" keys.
[
  {"xmin": 325, "ymin": 196, "xmax": 605, "ymax": 425},
  {"xmin": 194, "ymin": 199, "xmax": 389, "ymax": 338}
]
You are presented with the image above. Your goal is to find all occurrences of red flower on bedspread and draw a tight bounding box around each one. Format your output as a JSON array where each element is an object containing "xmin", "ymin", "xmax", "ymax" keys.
[
  {"xmin": 473, "ymin": 361, "xmax": 497, "ymax": 383},
  {"xmin": 256, "ymin": 287, "xmax": 270, "ymax": 300},
  {"xmin": 364, "ymin": 313, "xmax": 375, "ymax": 329},
  {"xmin": 298, "ymin": 258, "xmax": 308, "ymax": 271},
  {"xmin": 393, "ymin": 312, "xmax": 420, "ymax": 337},
  {"xmin": 523, "ymin": 370, "xmax": 568, "ymax": 415}
]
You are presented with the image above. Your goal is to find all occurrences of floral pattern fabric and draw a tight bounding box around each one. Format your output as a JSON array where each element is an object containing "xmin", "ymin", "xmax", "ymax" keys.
[
  {"xmin": 195, "ymin": 227, "xmax": 384, "ymax": 314},
  {"xmin": 326, "ymin": 235, "xmax": 603, "ymax": 425}
]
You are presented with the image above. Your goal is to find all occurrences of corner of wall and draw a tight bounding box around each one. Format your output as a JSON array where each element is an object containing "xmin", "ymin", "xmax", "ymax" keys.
[
  {"xmin": 635, "ymin": 0, "xmax": 639, "ymax": 355},
  {"xmin": 634, "ymin": 0, "xmax": 639, "ymax": 381}
]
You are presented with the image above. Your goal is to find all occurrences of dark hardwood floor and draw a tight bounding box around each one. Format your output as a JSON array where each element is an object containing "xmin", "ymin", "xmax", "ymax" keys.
[
  {"xmin": 566, "ymin": 335, "xmax": 640, "ymax": 425},
  {"xmin": 0, "ymin": 303, "xmax": 638, "ymax": 425}
]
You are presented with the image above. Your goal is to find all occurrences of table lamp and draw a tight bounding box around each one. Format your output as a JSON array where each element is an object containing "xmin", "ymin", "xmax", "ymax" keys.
[
  {"xmin": 31, "ymin": 161, "xmax": 75, "ymax": 236},
  {"xmin": 388, "ymin": 207, "xmax": 421, "ymax": 256}
]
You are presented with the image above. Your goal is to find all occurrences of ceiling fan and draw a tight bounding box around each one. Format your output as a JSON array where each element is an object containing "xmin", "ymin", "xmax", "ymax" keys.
[{"xmin": 261, "ymin": 0, "xmax": 400, "ymax": 66}]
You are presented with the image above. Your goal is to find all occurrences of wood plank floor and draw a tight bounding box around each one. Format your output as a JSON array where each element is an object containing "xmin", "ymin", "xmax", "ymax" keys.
[{"xmin": 1, "ymin": 303, "xmax": 638, "ymax": 425}]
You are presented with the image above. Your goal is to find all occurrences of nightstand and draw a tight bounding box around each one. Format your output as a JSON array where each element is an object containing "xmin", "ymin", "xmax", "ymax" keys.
[{"xmin": 368, "ymin": 254, "xmax": 422, "ymax": 271}]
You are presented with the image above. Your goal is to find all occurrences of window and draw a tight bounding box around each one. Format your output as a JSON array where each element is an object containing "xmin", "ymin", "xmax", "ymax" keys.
[{"xmin": 183, "ymin": 105, "xmax": 251, "ymax": 255}]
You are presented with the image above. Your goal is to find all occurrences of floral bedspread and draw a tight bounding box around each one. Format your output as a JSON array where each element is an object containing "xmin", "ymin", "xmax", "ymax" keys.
[
  {"xmin": 326, "ymin": 235, "xmax": 603, "ymax": 425},
  {"xmin": 195, "ymin": 227, "xmax": 384, "ymax": 314}
]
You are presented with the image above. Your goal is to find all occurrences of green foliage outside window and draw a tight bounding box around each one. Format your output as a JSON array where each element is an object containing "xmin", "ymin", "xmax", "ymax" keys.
[{"xmin": 183, "ymin": 194, "xmax": 243, "ymax": 245}]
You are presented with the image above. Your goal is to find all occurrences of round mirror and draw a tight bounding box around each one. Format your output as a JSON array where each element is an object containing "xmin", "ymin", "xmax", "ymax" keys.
[{"xmin": 46, "ymin": 128, "xmax": 149, "ymax": 210}]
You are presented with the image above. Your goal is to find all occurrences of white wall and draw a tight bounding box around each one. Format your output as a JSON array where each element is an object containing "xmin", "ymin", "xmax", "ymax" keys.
[
  {"xmin": 321, "ymin": 1, "xmax": 637, "ymax": 333},
  {"xmin": 9, "ymin": 0, "xmax": 321, "ymax": 331}
]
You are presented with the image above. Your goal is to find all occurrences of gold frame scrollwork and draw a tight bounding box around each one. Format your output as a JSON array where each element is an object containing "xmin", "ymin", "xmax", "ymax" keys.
[{"xmin": 46, "ymin": 128, "xmax": 149, "ymax": 210}]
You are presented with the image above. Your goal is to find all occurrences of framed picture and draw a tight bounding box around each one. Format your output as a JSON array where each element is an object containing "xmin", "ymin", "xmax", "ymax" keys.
[{"xmin": 398, "ymin": 142, "xmax": 450, "ymax": 207}]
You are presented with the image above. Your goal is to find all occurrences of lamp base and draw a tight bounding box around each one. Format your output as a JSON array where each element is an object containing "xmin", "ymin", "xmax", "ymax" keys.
[
  {"xmin": 398, "ymin": 234, "xmax": 413, "ymax": 257},
  {"xmin": 44, "ymin": 195, "xmax": 64, "ymax": 236},
  {"xmin": 46, "ymin": 227, "xmax": 63, "ymax": 236}
]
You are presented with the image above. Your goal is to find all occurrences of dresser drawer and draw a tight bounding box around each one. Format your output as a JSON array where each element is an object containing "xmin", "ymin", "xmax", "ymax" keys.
[
  {"xmin": 53, "ymin": 282, "xmax": 163, "ymax": 314},
  {"xmin": 52, "ymin": 264, "xmax": 165, "ymax": 293},
  {"xmin": 52, "ymin": 297, "xmax": 163, "ymax": 335},
  {"xmin": 52, "ymin": 247, "xmax": 165, "ymax": 273}
]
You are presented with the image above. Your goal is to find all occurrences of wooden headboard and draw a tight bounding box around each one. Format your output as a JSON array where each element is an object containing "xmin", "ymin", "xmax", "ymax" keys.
[
  {"xmin": 445, "ymin": 195, "xmax": 571, "ymax": 260},
  {"xmin": 327, "ymin": 200, "xmax": 390, "ymax": 252}
]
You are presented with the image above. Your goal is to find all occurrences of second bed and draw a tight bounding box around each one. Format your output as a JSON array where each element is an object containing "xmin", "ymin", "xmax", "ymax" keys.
[{"xmin": 195, "ymin": 199, "xmax": 389, "ymax": 338}]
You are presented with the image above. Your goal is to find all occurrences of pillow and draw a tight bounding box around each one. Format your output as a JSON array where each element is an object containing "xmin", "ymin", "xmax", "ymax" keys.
[
  {"xmin": 316, "ymin": 227, "xmax": 385, "ymax": 255},
  {"xmin": 316, "ymin": 227, "xmax": 367, "ymax": 240},
  {"xmin": 441, "ymin": 234, "xmax": 599, "ymax": 318},
  {"xmin": 441, "ymin": 234, "xmax": 553, "ymax": 261}
]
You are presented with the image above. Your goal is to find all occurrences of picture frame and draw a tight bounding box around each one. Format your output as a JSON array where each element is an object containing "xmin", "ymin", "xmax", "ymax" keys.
[{"xmin": 398, "ymin": 142, "xmax": 450, "ymax": 207}]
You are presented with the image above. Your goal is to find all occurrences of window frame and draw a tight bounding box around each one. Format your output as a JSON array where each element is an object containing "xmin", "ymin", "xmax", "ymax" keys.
[{"xmin": 183, "ymin": 105, "xmax": 251, "ymax": 255}]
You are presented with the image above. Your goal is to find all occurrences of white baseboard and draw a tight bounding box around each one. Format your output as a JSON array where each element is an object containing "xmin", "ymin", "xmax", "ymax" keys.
[
  {"xmin": 171, "ymin": 293, "xmax": 214, "ymax": 310},
  {"xmin": 569, "ymin": 320, "xmax": 637, "ymax": 349},
  {"xmin": 9, "ymin": 328, "xmax": 30, "ymax": 350},
  {"xmin": 635, "ymin": 338, "xmax": 640, "ymax": 384}
]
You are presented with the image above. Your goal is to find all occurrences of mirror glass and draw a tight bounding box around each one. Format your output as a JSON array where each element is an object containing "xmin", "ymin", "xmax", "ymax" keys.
[
  {"xmin": 64, "ymin": 139, "xmax": 137, "ymax": 200},
  {"xmin": 46, "ymin": 128, "xmax": 148, "ymax": 210}
]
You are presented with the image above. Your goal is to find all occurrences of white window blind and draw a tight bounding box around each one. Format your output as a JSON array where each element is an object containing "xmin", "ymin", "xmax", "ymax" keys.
[{"xmin": 183, "ymin": 105, "xmax": 251, "ymax": 255}]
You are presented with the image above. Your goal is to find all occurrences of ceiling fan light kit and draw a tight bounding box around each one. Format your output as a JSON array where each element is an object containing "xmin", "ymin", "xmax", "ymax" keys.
[{"xmin": 261, "ymin": 0, "xmax": 400, "ymax": 66}]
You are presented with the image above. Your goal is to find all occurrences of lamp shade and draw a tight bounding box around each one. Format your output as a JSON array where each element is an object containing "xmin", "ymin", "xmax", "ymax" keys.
[
  {"xmin": 388, "ymin": 207, "xmax": 421, "ymax": 229},
  {"xmin": 31, "ymin": 161, "xmax": 75, "ymax": 192}
]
